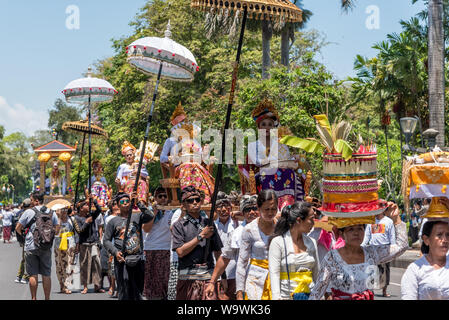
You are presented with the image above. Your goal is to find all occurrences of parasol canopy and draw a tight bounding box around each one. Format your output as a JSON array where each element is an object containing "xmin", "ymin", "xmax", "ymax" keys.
[
  {"xmin": 127, "ymin": 21, "xmax": 198, "ymax": 81},
  {"xmin": 47, "ymin": 199, "xmax": 72, "ymax": 210},
  {"xmin": 191, "ymin": 0, "xmax": 303, "ymax": 23},
  {"xmin": 62, "ymin": 119, "xmax": 108, "ymax": 138},
  {"xmin": 62, "ymin": 67, "xmax": 117, "ymax": 104}
]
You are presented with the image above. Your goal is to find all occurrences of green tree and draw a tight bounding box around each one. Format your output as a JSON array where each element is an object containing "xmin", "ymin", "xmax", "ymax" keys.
[{"xmin": 48, "ymin": 98, "xmax": 82, "ymax": 145}]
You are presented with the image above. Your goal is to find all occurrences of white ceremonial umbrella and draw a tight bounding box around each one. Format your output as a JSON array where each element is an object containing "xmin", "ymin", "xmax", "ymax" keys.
[
  {"xmin": 120, "ymin": 21, "xmax": 198, "ymax": 255},
  {"xmin": 62, "ymin": 67, "xmax": 117, "ymax": 211}
]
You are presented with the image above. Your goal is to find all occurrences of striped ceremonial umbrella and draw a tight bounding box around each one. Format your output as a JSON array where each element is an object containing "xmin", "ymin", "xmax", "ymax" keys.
[
  {"xmin": 62, "ymin": 119, "xmax": 109, "ymax": 206},
  {"xmin": 62, "ymin": 67, "xmax": 117, "ymax": 213},
  {"xmin": 191, "ymin": 0, "xmax": 303, "ymax": 261},
  {"xmin": 121, "ymin": 21, "xmax": 198, "ymax": 256}
]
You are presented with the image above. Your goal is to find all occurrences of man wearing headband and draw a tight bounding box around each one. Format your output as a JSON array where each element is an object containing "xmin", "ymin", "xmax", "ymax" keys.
[
  {"xmin": 205, "ymin": 194, "xmax": 260, "ymax": 299},
  {"xmin": 171, "ymin": 186, "xmax": 223, "ymax": 300},
  {"xmin": 103, "ymin": 192, "xmax": 154, "ymax": 300}
]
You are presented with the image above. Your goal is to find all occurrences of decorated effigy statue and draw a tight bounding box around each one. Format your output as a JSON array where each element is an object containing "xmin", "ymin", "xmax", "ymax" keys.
[
  {"xmin": 160, "ymin": 102, "xmax": 215, "ymax": 204},
  {"xmin": 50, "ymin": 160, "xmax": 63, "ymax": 195},
  {"xmin": 116, "ymin": 140, "xmax": 158, "ymax": 205},
  {"xmin": 402, "ymin": 149, "xmax": 449, "ymax": 219},
  {"xmin": 90, "ymin": 160, "xmax": 112, "ymax": 210},
  {"xmin": 247, "ymin": 98, "xmax": 305, "ymax": 210}
]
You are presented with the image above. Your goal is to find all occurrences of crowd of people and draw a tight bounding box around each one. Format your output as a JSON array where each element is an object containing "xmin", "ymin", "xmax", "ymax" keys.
[{"xmin": 2, "ymin": 184, "xmax": 448, "ymax": 301}]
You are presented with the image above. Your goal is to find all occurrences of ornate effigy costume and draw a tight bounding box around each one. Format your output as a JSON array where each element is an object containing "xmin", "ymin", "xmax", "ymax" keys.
[
  {"xmin": 248, "ymin": 99, "xmax": 305, "ymax": 210},
  {"xmin": 116, "ymin": 141, "xmax": 153, "ymax": 204},
  {"xmin": 90, "ymin": 160, "xmax": 112, "ymax": 210},
  {"xmin": 160, "ymin": 102, "xmax": 215, "ymax": 204}
]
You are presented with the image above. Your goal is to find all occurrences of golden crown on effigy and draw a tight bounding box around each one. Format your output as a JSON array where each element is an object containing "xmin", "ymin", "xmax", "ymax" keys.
[
  {"xmin": 402, "ymin": 150, "xmax": 449, "ymax": 218},
  {"xmin": 321, "ymin": 144, "xmax": 388, "ymax": 229}
]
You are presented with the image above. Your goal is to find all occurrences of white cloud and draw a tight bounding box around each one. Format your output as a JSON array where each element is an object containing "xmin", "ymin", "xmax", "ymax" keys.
[{"xmin": 0, "ymin": 96, "xmax": 49, "ymax": 137}]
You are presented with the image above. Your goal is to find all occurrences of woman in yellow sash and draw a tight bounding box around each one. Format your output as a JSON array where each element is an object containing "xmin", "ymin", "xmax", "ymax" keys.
[
  {"xmin": 268, "ymin": 202, "xmax": 319, "ymax": 300},
  {"xmin": 236, "ymin": 190, "xmax": 278, "ymax": 300},
  {"xmin": 53, "ymin": 204, "xmax": 77, "ymax": 294}
]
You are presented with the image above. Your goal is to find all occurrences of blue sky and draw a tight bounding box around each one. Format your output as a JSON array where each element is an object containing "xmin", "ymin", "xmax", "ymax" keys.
[{"xmin": 0, "ymin": 0, "xmax": 426, "ymax": 136}]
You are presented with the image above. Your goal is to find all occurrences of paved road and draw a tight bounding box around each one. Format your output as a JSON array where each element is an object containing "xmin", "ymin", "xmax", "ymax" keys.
[
  {"xmin": 0, "ymin": 235, "xmax": 411, "ymax": 300},
  {"xmin": 0, "ymin": 236, "xmax": 113, "ymax": 300}
]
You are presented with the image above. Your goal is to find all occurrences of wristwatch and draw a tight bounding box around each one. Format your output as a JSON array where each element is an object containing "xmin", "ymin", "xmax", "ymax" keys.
[{"xmin": 196, "ymin": 234, "xmax": 203, "ymax": 241}]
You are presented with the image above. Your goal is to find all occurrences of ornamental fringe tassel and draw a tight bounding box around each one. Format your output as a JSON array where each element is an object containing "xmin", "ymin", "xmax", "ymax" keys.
[
  {"xmin": 401, "ymin": 158, "xmax": 413, "ymax": 213},
  {"xmin": 191, "ymin": 0, "xmax": 303, "ymax": 24}
]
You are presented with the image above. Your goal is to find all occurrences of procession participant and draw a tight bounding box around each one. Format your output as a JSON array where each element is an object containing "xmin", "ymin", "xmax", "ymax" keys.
[
  {"xmin": 142, "ymin": 186, "xmax": 174, "ymax": 300},
  {"xmin": 171, "ymin": 186, "xmax": 223, "ymax": 300},
  {"xmin": 401, "ymin": 218, "xmax": 449, "ymax": 300},
  {"xmin": 167, "ymin": 206, "xmax": 185, "ymax": 300},
  {"xmin": 53, "ymin": 203, "xmax": 77, "ymax": 294},
  {"xmin": 103, "ymin": 199, "xmax": 120, "ymax": 297},
  {"xmin": 0, "ymin": 205, "xmax": 14, "ymax": 243},
  {"xmin": 205, "ymin": 194, "xmax": 259, "ymax": 299},
  {"xmin": 268, "ymin": 201, "xmax": 319, "ymax": 300},
  {"xmin": 15, "ymin": 199, "xmax": 32, "ymax": 284},
  {"xmin": 15, "ymin": 191, "xmax": 60, "ymax": 301},
  {"xmin": 213, "ymin": 191, "xmax": 241, "ymax": 300},
  {"xmin": 115, "ymin": 140, "xmax": 150, "ymax": 204},
  {"xmin": 309, "ymin": 202, "xmax": 408, "ymax": 300},
  {"xmin": 362, "ymin": 202, "xmax": 397, "ymax": 298},
  {"xmin": 248, "ymin": 99, "xmax": 304, "ymax": 211},
  {"xmin": 73, "ymin": 196, "xmax": 104, "ymax": 294},
  {"xmin": 89, "ymin": 160, "xmax": 112, "ymax": 210},
  {"xmin": 103, "ymin": 192, "xmax": 154, "ymax": 300},
  {"xmin": 235, "ymin": 189, "xmax": 278, "ymax": 300}
]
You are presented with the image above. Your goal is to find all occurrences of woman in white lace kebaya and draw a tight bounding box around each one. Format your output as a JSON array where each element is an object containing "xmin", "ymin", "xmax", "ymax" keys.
[
  {"xmin": 309, "ymin": 202, "xmax": 408, "ymax": 300},
  {"xmin": 401, "ymin": 219, "xmax": 449, "ymax": 300},
  {"xmin": 236, "ymin": 190, "xmax": 278, "ymax": 300},
  {"xmin": 268, "ymin": 202, "xmax": 319, "ymax": 300}
]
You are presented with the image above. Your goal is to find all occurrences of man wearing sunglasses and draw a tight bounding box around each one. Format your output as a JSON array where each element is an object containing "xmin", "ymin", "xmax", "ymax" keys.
[
  {"xmin": 171, "ymin": 186, "xmax": 223, "ymax": 300},
  {"xmin": 103, "ymin": 192, "xmax": 154, "ymax": 300},
  {"xmin": 205, "ymin": 194, "xmax": 259, "ymax": 299},
  {"xmin": 142, "ymin": 186, "xmax": 174, "ymax": 300}
]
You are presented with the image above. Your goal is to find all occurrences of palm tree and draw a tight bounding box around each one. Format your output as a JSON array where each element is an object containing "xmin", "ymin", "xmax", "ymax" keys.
[{"xmin": 427, "ymin": 0, "xmax": 445, "ymax": 146}]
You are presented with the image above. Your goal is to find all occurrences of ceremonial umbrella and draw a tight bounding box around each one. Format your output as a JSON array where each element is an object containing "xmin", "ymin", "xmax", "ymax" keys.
[
  {"xmin": 121, "ymin": 21, "xmax": 198, "ymax": 255},
  {"xmin": 191, "ymin": 0, "xmax": 303, "ymax": 261},
  {"xmin": 62, "ymin": 119, "xmax": 109, "ymax": 206},
  {"xmin": 62, "ymin": 67, "xmax": 117, "ymax": 213}
]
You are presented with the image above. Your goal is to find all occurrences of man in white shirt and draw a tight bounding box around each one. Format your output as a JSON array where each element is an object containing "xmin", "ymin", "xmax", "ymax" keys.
[
  {"xmin": 142, "ymin": 186, "xmax": 174, "ymax": 300},
  {"xmin": 362, "ymin": 205, "xmax": 396, "ymax": 297},
  {"xmin": 214, "ymin": 192, "xmax": 241, "ymax": 300}
]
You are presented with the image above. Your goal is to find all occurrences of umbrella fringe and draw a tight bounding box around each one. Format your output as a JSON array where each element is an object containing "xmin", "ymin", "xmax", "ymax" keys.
[{"xmin": 229, "ymin": 9, "xmax": 241, "ymax": 39}]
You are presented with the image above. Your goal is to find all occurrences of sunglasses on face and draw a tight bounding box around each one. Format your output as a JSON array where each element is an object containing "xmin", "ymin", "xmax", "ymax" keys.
[
  {"xmin": 243, "ymin": 206, "xmax": 258, "ymax": 214},
  {"xmin": 157, "ymin": 194, "xmax": 168, "ymax": 199},
  {"xmin": 186, "ymin": 197, "xmax": 201, "ymax": 204},
  {"xmin": 119, "ymin": 199, "xmax": 130, "ymax": 205}
]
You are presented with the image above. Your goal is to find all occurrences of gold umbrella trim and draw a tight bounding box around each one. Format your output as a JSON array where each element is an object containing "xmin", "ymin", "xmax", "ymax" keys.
[
  {"xmin": 62, "ymin": 120, "xmax": 108, "ymax": 138},
  {"xmin": 191, "ymin": 0, "xmax": 303, "ymax": 23}
]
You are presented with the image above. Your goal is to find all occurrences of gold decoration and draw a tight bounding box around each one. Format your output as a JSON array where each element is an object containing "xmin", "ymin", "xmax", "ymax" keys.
[
  {"xmin": 121, "ymin": 140, "xmax": 136, "ymax": 155},
  {"xmin": 251, "ymin": 98, "xmax": 279, "ymax": 122},
  {"xmin": 170, "ymin": 101, "xmax": 187, "ymax": 123},
  {"xmin": 249, "ymin": 168, "xmax": 257, "ymax": 195},
  {"xmin": 38, "ymin": 153, "xmax": 51, "ymax": 163},
  {"xmin": 191, "ymin": 0, "xmax": 303, "ymax": 24},
  {"xmin": 328, "ymin": 216, "xmax": 376, "ymax": 229},
  {"xmin": 423, "ymin": 197, "xmax": 449, "ymax": 218},
  {"xmin": 59, "ymin": 152, "xmax": 72, "ymax": 162}
]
